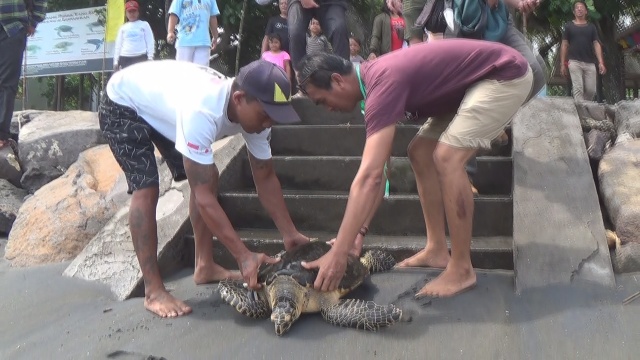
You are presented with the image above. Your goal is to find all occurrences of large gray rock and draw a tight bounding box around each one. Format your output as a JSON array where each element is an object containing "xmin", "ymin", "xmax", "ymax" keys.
[
  {"xmin": 599, "ymin": 140, "xmax": 640, "ymax": 247},
  {"xmin": 18, "ymin": 111, "xmax": 106, "ymax": 193},
  {"xmin": 584, "ymin": 129, "xmax": 610, "ymax": 161},
  {"xmin": 512, "ymin": 97, "xmax": 614, "ymax": 291},
  {"xmin": 575, "ymin": 100, "xmax": 609, "ymax": 122},
  {"xmin": 4, "ymin": 145, "xmax": 120, "ymax": 267},
  {"xmin": 63, "ymin": 135, "xmax": 246, "ymax": 301},
  {"xmin": 0, "ymin": 146, "xmax": 21, "ymax": 187},
  {"xmin": 614, "ymin": 100, "xmax": 640, "ymax": 140},
  {"xmin": 0, "ymin": 179, "xmax": 28, "ymax": 235},
  {"xmin": 10, "ymin": 110, "xmax": 44, "ymax": 138},
  {"xmin": 611, "ymin": 243, "xmax": 640, "ymax": 273}
]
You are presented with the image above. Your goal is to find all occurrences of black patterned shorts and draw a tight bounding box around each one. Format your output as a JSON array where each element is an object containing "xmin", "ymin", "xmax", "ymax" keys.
[{"xmin": 98, "ymin": 94, "xmax": 187, "ymax": 194}]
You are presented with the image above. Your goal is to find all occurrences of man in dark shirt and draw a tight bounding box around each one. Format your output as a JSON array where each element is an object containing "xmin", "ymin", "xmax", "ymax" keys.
[
  {"xmin": 296, "ymin": 39, "xmax": 533, "ymax": 298},
  {"xmin": 262, "ymin": 0, "xmax": 289, "ymax": 53},
  {"xmin": 0, "ymin": 0, "xmax": 47, "ymax": 150},
  {"xmin": 288, "ymin": 0, "xmax": 349, "ymax": 71},
  {"xmin": 560, "ymin": 1, "xmax": 606, "ymax": 101}
]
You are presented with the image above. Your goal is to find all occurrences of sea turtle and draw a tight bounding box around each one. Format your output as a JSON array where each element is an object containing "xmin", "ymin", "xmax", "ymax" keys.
[
  {"xmin": 85, "ymin": 38, "xmax": 104, "ymax": 52},
  {"xmin": 26, "ymin": 44, "xmax": 41, "ymax": 54},
  {"xmin": 55, "ymin": 25, "xmax": 74, "ymax": 37},
  {"xmin": 54, "ymin": 41, "xmax": 74, "ymax": 51},
  {"xmin": 86, "ymin": 20, "xmax": 105, "ymax": 32},
  {"xmin": 218, "ymin": 241, "xmax": 403, "ymax": 336}
]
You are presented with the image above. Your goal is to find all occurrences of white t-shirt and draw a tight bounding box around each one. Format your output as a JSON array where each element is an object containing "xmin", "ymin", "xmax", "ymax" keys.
[
  {"xmin": 114, "ymin": 20, "xmax": 155, "ymax": 63},
  {"xmin": 105, "ymin": 60, "xmax": 271, "ymax": 165}
]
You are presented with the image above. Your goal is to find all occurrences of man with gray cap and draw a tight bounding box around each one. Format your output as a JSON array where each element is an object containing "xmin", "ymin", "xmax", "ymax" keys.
[{"xmin": 99, "ymin": 59, "xmax": 310, "ymax": 318}]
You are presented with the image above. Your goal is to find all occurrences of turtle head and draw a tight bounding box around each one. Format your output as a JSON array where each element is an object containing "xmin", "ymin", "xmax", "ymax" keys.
[{"xmin": 271, "ymin": 295, "xmax": 301, "ymax": 336}]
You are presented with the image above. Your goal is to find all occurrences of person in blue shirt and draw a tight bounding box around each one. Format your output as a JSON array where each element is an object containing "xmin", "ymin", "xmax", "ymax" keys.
[{"xmin": 167, "ymin": 0, "xmax": 219, "ymax": 66}]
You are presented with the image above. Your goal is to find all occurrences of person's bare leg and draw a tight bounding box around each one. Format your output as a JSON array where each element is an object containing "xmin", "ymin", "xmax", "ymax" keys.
[
  {"xmin": 130, "ymin": 187, "xmax": 192, "ymax": 317},
  {"xmin": 416, "ymin": 144, "xmax": 477, "ymax": 298},
  {"xmin": 397, "ymin": 136, "xmax": 450, "ymax": 269},
  {"xmin": 190, "ymin": 189, "xmax": 242, "ymax": 284}
]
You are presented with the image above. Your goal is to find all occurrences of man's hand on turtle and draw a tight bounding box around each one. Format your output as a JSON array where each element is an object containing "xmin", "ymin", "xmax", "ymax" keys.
[
  {"xmin": 238, "ymin": 251, "xmax": 280, "ymax": 290},
  {"xmin": 301, "ymin": 247, "xmax": 348, "ymax": 292},
  {"xmin": 283, "ymin": 233, "xmax": 311, "ymax": 250}
]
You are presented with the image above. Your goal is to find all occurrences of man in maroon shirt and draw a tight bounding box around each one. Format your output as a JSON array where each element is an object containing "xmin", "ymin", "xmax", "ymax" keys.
[{"xmin": 297, "ymin": 39, "xmax": 532, "ymax": 298}]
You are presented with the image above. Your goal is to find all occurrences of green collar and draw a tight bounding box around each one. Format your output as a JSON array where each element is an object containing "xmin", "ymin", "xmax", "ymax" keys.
[{"xmin": 355, "ymin": 63, "xmax": 366, "ymax": 115}]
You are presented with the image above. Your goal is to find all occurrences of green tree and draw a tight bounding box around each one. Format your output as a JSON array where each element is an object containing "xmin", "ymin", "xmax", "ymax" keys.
[{"xmin": 521, "ymin": 0, "xmax": 640, "ymax": 103}]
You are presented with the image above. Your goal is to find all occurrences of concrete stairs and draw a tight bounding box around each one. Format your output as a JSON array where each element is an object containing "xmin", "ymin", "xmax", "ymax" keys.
[{"xmin": 188, "ymin": 122, "xmax": 516, "ymax": 271}]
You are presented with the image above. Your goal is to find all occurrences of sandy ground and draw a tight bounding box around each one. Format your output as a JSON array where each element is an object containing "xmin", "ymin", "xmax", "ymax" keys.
[{"xmin": 2, "ymin": 235, "xmax": 640, "ymax": 360}]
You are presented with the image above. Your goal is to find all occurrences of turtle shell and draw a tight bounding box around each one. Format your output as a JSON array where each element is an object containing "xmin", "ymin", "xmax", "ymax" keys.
[{"xmin": 258, "ymin": 241, "xmax": 369, "ymax": 291}]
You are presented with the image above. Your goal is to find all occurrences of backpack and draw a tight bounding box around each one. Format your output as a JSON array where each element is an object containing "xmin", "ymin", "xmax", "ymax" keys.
[{"xmin": 415, "ymin": 0, "xmax": 509, "ymax": 42}]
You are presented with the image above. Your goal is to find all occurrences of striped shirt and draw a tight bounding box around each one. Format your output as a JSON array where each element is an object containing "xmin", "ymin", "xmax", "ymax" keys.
[
  {"xmin": 0, "ymin": 0, "xmax": 47, "ymax": 37},
  {"xmin": 306, "ymin": 34, "xmax": 332, "ymax": 56}
]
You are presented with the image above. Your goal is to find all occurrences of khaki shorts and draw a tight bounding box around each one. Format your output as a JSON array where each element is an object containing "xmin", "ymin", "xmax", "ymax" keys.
[
  {"xmin": 417, "ymin": 66, "xmax": 533, "ymax": 149},
  {"xmin": 403, "ymin": 0, "xmax": 427, "ymax": 41}
]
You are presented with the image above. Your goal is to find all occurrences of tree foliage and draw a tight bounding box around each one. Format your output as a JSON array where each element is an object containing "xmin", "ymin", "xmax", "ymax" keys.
[{"xmin": 521, "ymin": 0, "xmax": 640, "ymax": 103}]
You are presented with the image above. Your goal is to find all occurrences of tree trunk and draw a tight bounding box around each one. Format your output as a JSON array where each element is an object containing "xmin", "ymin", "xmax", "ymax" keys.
[
  {"xmin": 597, "ymin": 17, "xmax": 625, "ymax": 103},
  {"xmin": 235, "ymin": 0, "xmax": 249, "ymax": 75}
]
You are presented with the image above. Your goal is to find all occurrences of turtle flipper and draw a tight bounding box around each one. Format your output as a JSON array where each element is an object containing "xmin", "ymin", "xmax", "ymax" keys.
[
  {"xmin": 360, "ymin": 250, "xmax": 396, "ymax": 273},
  {"xmin": 218, "ymin": 279, "xmax": 270, "ymax": 319},
  {"xmin": 321, "ymin": 299, "xmax": 402, "ymax": 331}
]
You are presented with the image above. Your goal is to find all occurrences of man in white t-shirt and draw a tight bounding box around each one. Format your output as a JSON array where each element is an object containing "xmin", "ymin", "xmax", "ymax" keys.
[{"xmin": 99, "ymin": 59, "xmax": 310, "ymax": 318}]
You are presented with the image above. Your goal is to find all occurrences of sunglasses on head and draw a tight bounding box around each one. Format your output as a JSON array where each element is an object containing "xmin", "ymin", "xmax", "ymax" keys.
[{"xmin": 296, "ymin": 69, "xmax": 318, "ymax": 96}]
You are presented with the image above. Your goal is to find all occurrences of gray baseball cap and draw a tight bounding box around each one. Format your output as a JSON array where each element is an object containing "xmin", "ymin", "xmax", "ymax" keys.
[{"xmin": 236, "ymin": 60, "xmax": 301, "ymax": 124}]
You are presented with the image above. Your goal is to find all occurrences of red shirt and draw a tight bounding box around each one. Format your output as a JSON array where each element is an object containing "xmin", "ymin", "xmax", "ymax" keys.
[
  {"xmin": 360, "ymin": 39, "xmax": 529, "ymax": 137},
  {"xmin": 390, "ymin": 16, "xmax": 405, "ymax": 51}
]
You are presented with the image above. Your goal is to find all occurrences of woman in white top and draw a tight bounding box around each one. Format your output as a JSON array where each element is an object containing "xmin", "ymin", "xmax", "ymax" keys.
[{"xmin": 113, "ymin": 1, "xmax": 155, "ymax": 71}]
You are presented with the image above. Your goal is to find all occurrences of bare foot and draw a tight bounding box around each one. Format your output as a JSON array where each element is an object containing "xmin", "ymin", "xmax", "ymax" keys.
[
  {"xmin": 194, "ymin": 262, "xmax": 242, "ymax": 285},
  {"xmin": 144, "ymin": 289, "xmax": 192, "ymax": 318},
  {"xmin": 415, "ymin": 263, "xmax": 477, "ymax": 298},
  {"xmin": 396, "ymin": 248, "xmax": 450, "ymax": 269}
]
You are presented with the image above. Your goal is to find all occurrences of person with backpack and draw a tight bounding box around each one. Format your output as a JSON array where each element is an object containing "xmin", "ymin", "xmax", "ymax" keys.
[
  {"xmin": 0, "ymin": 0, "xmax": 47, "ymax": 150},
  {"xmin": 406, "ymin": 0, "xmax": 545, "ymax": 97}
]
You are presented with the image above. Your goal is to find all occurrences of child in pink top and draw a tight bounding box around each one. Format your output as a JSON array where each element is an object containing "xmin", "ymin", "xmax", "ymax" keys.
[{"xmin": 261, "ymin": 33, "xmax": 292, "ymax": 85}]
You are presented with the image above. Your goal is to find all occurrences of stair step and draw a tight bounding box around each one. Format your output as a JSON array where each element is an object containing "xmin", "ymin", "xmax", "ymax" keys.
[
  {"xmin": 182, "ymin": 230, "xmax": 513, "ymax": 270},
  {"xmin": 270, "ymin": 125, "xmax": 512, "ymax": 157},
  {"xmin": 239, "ymin": 156, "xmax": 512, "ymax": 195},
  {"xmin": 218, "ymin": 191, "xmax": 512, "ymax": 236}
]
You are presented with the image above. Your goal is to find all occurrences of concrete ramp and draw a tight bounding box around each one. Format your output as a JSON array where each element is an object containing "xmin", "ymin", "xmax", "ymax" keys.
[
  {"xmin": 512, "ymin": 97, "xmax": 615, "ymax": 293},
  {"xmin": 63, "ymin": 136, "xmax": 247, "ymax": 301}
]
